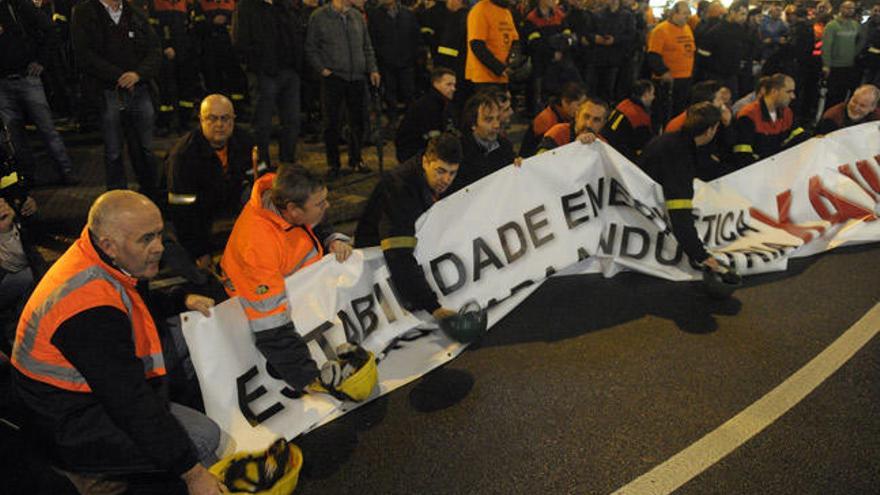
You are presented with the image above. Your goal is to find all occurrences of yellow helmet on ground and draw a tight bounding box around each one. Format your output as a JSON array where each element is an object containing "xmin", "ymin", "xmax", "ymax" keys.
[
  {"xmin": 210, "ymin": 439, "xmax": 303, "ymax": 495},
  {"xmin": 310, "ymin": 344, "xmax": 378, "ymax": 402}
]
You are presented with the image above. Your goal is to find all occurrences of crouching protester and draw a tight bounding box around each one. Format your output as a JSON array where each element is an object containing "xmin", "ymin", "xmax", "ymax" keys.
[
  {"xmin": 354, "ymin": 132, "xmax": 462, "ymax": 321},
  {"xmin": 10, "ymin": 191, "xmax": 230, "ymax": 495},
  {"xmin": 219, "ymin": 164, "xmax": 376, "ymax": 398},
  {"xmin": 638, "ymin": 102, "xmax": 726, "ymax": 273}
]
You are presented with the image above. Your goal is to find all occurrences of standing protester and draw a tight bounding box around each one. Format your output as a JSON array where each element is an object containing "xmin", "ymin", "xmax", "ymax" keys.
[
  {"xmin": 587, "ymin": 0, "xmax": 634, "ymax": 103},
  {"xmin": 234, "ymin": 0, "xmax": 306, "ymax": 167},
  {"xmin": 464, "ymin": 0, "xmax": 521, "ymax": 96},
  {"xmin": 522, "ymin": 0, "xmax": 568, "ymax": 116},
  {"xmin": 822, "ymin": 1, "xmax": 864, "ymax": 109},
  {"xmin": 639, "ymin": 102, "xmax": 723, "ymax": 271},
  {"xmin": 732, "ymin": 73, "xmax": 806, "ymax": 167},
  {"xmin": 447, "ymin": 91, "xmax": 515, "ymax": 195},
  {"xmin": 787, "ymin": 6, "xmax": 822, "ymax": 126},
  {"xmin": 698, "ymin": 0, "xmax": 750, "ymax": 99},
  {"xmin": 11, "ymin": 190, "xmax": 227, "ymax": 495},
  {"xmin": 166, "ymin": 94, "xmax": 256, "ymax": 270},
  {"xmin": 0, "ymin": 0, "xmax": 78, "ymax": 186},
  {"xmin": 220, "ymin": 165, "xmax": 353, "ymax": 392},
  {"xmin": 149, "ymin": 0, "xmax": 198, "ymax": 135},
  {"xmin": 519, "ymin": 81, "xmax": 585, "ymax": 158},
  {"xmin": 645, "ymin": 0, "xmax": 694, "ymax": 127},
  {"xmin": 815, "ymin": 84, "xmax": 880, "ymax": 135},
  {"xmin": 354, "ymin": 133, "xmax": 462, "ymax": 321},
  {"xmin": 602, "ymin": 79, "xmax": 654, "ymax": 163},
  {"xmin": 862, "ymin": 5, "xmax": 880, "ymax": 86},
  {"xmin": 367, "ymin": 0, "xmax": 421, "ymax": 124},
  {"xmin": 395, "ymin": 67, "xmax": 457, "ymax": 163},
  {"xmin": 193, "ymin": 0, "xmax": 247, "ymax": 111},
  {"xmin": 306, "ymin": 0, "xmax": 381, "ymax": 178},
  {"xmin": 71, "ymin": 0, "xmax": 163, "ymax": 198},
  {"xmin": 419, "ymin": 0, "xmax": 469, "ymax": 94},
  {"xmin": 758, "ymin": 4, "xmax": 789, "ymax": 63}
]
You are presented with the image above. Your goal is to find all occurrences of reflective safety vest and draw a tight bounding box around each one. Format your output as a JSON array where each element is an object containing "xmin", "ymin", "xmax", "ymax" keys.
[
  {"xmin": 152, "ymin": 0, "xmax": 187, "ymax": 14},
  {"xmin": 220, "ymin": 173, "xmax": 325, "ymax": 333},
  {"xmin": 11, "ymin": 228, "xmax": 165, "ymax": 392}
]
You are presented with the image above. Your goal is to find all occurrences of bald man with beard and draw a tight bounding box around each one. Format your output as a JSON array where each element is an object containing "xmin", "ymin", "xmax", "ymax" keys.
[{"xmin": 11, "ymin": 191, "xmax": 228, "ymax": 495}]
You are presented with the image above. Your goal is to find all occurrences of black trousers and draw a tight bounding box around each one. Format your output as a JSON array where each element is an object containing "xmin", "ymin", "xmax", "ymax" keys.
[
  {"xmin": 825, "ymin": 66, "xmax": 861, "ymax": 110},
  {"xmin": 321, "ymin": 75, "xmax": 366, "ymax": 169}
]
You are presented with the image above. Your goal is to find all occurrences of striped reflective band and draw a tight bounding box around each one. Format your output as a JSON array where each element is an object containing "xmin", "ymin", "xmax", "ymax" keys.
[
  {"xmin": 159, "ymin": 105, "xmax": 175, "ymax": 112},
  {"xmin": 1, "ymin": 172, "xmax": 18, "ymax": 189},
  {"xmin": 562, "ymin": 29, "xmax": 571, "ymax": 36},
  {"xmin": 733, "ymin": 144, "xmax": 754, "ymax": 153},
  {"xmin": 869, "ymin": 47, "xmax": 880, "ymax": 54},
  {"xmin": 13, "ymin": 266, "xmax": 162, "ymax": 386},
  {"xmin": 665, "ymin": 199, "xmax": 693, "ymax": 210},
  {"xmin": 231, "ymin": 93, "xmax": 245, "ymax": 101},
  {"xmin": 783, "ymin": 127, "xmax": 804, "ymax": 145},
  {"xmin": 697, "ymin": 48, "xmax": 711, "ymax": 57},
  {"xmin": 178, "ymin": 100, "xmax": 195, "ymax": 109},
  {"xmin": 52, "ymin": 13, "xmax": 68, "ymax": 22},
  {"xmin": 610, "ymin": 113, "xmax": 625, "ymax": 131},
  {"xmin": 149, "ymin": 17, "xmax": 159, "ymax": 25},
  {"xmin": 240, "ymin": 292, "xmax": 287, "ymax": 314},
  {"xmin": 528, "ymin": 32, "xmax": 541, "ymax": 41},
  {"xmin": 168, "ymin": 192, "xmax": 197, "ymax": 205},
  {"xmin": 437, "ymin": 46, "xmax": 459, "ymax": 57},
  {"xmin": 283, "ymin": 248, "xmax": 319, "ymax": 278},
  {"xmin": 194, "ymin": 14, "xmax": 206, "ymax": 21},
  {"xmin": 380, "ymin": 236, "xmax": 417, "ymax": 250},
  {"xmin": 249, "ymin": 311, "xmax": 292, "ymax": 333},
  {"xmin": 421, "ymin": 27, "xmax": 435, "ymax": 35}
]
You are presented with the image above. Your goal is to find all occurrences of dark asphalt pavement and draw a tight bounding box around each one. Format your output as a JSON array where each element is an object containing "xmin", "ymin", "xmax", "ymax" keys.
[{"xmin": 290, "ymin": 244, "xmax": 880, "ymax": 495}]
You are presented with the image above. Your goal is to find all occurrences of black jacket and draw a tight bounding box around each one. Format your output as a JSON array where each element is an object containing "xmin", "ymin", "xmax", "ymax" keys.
[
  {"xmin": 0, "ymin": 0, "xmax": 58, "ymax": 76},
  {"xmin": 587, "ymin": 7, "xmax": 635, "ymax": 67},
  {"xmin": 699, "ymin": 19, "xmax": 752, "ymax": 78},
  {"xmin": 232, "ymin": 0, "xmax": 304, "ymax": 75},
  {"xmin": 165, "ymin": 127, "xmax": 255, "ymax": 259},
  {"xmin": 639, "ymin": 131, "xmax": 709, "ymax": 265},
  {"xmin": 70, "ymin": 0, "xmax": 161, "ymax": 96},
  {"xmin": 394, "ymin": 87, "xmax": 455, "ymax": 163},
  {"xmin": 447, "ymin": 132, "xmax": 515, "ymax": 195},
  {"xmin": 419, "ymin": 3, "xmax": 468, "ymax": 78},
  {"xmin": 367, "ymin": 3, "xmax": 421, "ymax": 70},
  {"xmin": 354, "ymin": 156, "xmax": 441, "ymax": 313}
]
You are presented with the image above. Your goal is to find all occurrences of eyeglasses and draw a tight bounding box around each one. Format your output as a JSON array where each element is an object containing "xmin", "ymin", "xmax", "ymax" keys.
[{"xmin": 201, "ymin": 114, "xmax": 234, "ymax": 124}]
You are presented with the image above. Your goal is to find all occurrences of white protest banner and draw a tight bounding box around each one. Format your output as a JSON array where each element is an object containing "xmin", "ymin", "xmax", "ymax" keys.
[{"xmin": 183, "ymin": 122, "xmax": 880, "ymax": 452}]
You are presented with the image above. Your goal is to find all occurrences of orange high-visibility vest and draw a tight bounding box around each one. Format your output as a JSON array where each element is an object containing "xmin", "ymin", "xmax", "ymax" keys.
[
  {"xmin": 198, "ymin": 0, "xmax": 235, "ymax": 12},
  {"xmin": 152, "ymin": 0, "xmax": 187, "ymax": 14},
  {"xmin": 220, "ymin": 173, "xmax": 325, "ymax": 333},
  {"xmin": 12, "ymin": 228, "xmax": 165, "ymax": 392}
]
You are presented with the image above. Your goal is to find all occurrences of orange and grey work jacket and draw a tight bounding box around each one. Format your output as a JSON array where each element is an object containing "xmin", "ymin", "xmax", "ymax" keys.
[
  {"xmin": 12, "ymin": 228, "xmax": 165, "ymax": 392},
  {"xmin": 220, "ymin": 173, "xmax": 345, "ymax": 388}
]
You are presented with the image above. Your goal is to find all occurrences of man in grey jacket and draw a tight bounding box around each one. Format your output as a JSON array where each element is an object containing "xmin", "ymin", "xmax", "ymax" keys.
[{"xmin": 305, "ymin": 0, "xmax": 380, "ymax": 178}]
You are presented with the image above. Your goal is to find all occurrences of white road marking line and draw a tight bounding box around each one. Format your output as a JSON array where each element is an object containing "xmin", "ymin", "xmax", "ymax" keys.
[{"xmin": 611, "ymin": 302, "xmax": 880, "ymax": 495}]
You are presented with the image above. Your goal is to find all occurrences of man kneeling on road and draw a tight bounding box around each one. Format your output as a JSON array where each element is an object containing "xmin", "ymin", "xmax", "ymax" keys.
[
  {"xmin": 11, "ymin": 190, "xmax": 227, "ymax": 494},
  {"xmin": 639, "ymin": 102, "xmax": 724, "ymax": 272},
  {"xmin": 354, "ymin": 133, "xmax": 462, "ymax": 321},
  {"xmin": 220, "ymin": 163, "xmax": 353, "ymax": 392}
]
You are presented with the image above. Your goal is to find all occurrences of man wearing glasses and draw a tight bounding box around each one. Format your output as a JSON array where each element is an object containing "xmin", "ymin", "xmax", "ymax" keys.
[{"xmin": 165, "ymin": 94, "xmax": 257, "ymax": 271}]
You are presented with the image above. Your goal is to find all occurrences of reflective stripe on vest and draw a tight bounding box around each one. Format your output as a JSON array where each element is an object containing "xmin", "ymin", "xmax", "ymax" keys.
[
  {"xmin": 437, "ymin": 46, "xmax": 459, "ymax": 57},
  {"xmin": 13, "ymin": 264, "xmax": 165, "ymax": 390}
]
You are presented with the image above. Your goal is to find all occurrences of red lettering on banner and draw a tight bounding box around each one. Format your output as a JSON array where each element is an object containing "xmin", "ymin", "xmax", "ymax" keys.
[
  {"xmin": 808, "ymin": 176, "xmax": 876, "ymax": 224},
  {"xmin": 749, "ymin": 190, "xmax": 826, "ymax": 242},
  {"xmin": 837, "ymin": 157, "xmax": 880, "ymax": 201}
]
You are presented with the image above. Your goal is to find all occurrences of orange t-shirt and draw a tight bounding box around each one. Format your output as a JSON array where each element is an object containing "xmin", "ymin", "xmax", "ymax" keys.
[
  {"xmin": 465, "ymin": 0, "xmax": 519, "ymax": 84},
  {"xmin": 215, "ymin": 146, "xmax": 229, "ymax": 172},
  {"xmin": 647, "ymin": 20, "xmax": 695, "ymax": 79}
]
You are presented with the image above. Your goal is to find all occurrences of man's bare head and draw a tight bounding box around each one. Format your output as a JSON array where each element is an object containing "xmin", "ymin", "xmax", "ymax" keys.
[
  {"xmin": 847, "ymin": 85, "xmax": 880, "ymax": 121},
  {"xmin": 88, "ymin": 190, "xmax": 165, "ymax": 279},
  {"xmin": 200, "ymin": 94, "xmax": 235, "ymax": 148}
]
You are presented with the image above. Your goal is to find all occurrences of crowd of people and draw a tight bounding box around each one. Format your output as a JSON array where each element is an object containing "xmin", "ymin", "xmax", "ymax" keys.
[{"xmin": 2, "ymin": 0, "xmax": 880, "ymax": 492}]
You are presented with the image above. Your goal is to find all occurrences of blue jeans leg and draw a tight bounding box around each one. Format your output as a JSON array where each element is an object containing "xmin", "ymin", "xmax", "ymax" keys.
[
  {"xmin": 253, "ymin": 73, "xmax": 280, "ymax": 166},
  {"xmin": 101, "ymin": 89, "xmax": 127, "ymax": 190},
  {"xmin": 124, "ymin": 85, "xmax": 158, "ymax": 198},
  {"xmin": 21, "ymin": 76, "xmax": 74, "ymax": 174},
  {"xmin": 0, "ymin": 78, "xmax": 37, "ymax": 180}
]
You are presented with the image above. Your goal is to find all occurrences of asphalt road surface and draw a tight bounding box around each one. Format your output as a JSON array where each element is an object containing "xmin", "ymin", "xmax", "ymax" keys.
[{"xmin": 2, "ymin": 244, "xmax": 878, "ymax": 494}]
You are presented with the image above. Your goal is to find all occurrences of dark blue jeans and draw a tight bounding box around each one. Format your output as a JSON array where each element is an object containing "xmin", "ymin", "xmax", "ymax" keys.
[
  {"xmin": 100, "ymin": 84, "xmax": 158, "ymax": 198},
  {"xmin": 253, "ymin": 68, "xmax": 301, "ymax": 165},
  {"xmin": 0, "ymin": 76, "xmax": 74, "ymax": 181}
]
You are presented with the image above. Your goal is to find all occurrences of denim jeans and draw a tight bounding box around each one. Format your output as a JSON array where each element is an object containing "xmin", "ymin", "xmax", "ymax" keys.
[
  {"xmin": 253, "ymin": 68, "xmax": 301, "ymax": 165},
  {"xmin": 100, "ymin": 84, "xmax": 158, "ymax": 198},
  {"xmin": 0, "ymin": 76, "xmax": 74, "ymax": 180},
  {"xmin": 321, "ymin": 75, "xmax": 365, "ymax": 169}
]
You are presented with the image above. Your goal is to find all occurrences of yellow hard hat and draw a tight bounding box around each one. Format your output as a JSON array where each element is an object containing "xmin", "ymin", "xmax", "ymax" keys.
[{"xmin": 210, "ymin": 439, "xmax": 303, "ymax": 495}]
